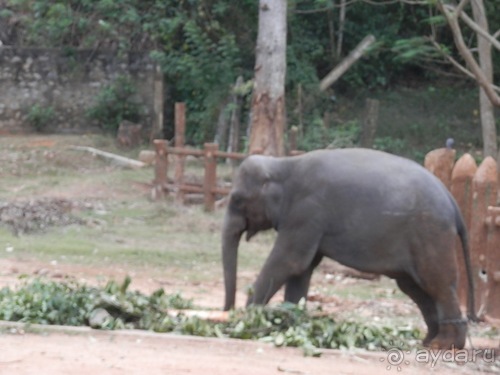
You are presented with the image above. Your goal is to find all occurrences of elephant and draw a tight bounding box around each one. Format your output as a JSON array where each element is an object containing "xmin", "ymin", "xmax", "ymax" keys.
[{"xmin": 221, "ymin": 148, "xmax": 477, "ymax": 350}]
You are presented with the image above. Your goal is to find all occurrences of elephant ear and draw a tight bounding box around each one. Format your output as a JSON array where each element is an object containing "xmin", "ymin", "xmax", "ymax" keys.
[{"xmin": 262, "ymin": 181, "xmax": 283, "ymax": 229}]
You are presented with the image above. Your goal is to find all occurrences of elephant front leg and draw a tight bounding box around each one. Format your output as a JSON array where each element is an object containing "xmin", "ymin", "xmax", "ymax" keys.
[
  {"xmin": 247, "ymin": 229, "xmax": 321, "ymax": 306},
  {"xmin": 284, "ymin": 253, "xmax": 323, "ymax": 304}
]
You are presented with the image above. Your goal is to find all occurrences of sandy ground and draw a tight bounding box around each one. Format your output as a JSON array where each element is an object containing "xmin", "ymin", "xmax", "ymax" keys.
[
  {"xmin": 1, "ymin": 322, "xmax": 497, "ymax": 375},
  {"xmin": 0, "ymin": 258, "xmax": 498, "ymax": 375}
]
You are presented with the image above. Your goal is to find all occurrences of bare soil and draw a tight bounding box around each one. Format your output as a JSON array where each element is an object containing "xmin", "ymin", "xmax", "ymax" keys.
[
  {"xmin": 0, "ymin": 135, "xmax": 498, "ymax": 374},
  {"xmin": 1, "ymin": 238, "xmax": 498, "ymax": 375}
]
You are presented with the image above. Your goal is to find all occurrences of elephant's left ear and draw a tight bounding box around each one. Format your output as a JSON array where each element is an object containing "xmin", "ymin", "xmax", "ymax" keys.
[{"xmin": 262, "ymin": 181, "xmax": 283, "ymax": 228}]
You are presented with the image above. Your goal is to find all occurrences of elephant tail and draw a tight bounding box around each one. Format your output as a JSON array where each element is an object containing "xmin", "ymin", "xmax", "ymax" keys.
[{"xmin": 456, "ymin": 211, "xmax": 479, "ymax": 322}]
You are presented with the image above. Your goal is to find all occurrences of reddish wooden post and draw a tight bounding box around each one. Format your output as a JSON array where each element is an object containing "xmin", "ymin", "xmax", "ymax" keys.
[
  {"xmin": 485, "ymin": 206, "xmax": 500, "ymax": 319},
  {"xmin": 450, "ymin": 153, "xmax": 477, "ymax": 307},
  {"xmin": 204, "ymin": 143, "xmax": 218, "ymax": 212},
  {"xmin": 469, "ymin": 156, "xmax": 498, "ymax": 316},
  {"xmin": 152, "ymin": 140, "xmax": 169, "ymax": 200},
  {"xmin": 175, "ymin": 102, "xmax": 186, "ymax": 204},
  {"xmin": 424, "ymin": 147, "xmax": 456, "ymax": 189}
]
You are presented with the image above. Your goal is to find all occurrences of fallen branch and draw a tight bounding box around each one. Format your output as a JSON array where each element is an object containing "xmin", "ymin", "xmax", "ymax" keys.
[
  {"xmin": 71, "ymin": 146, "xmax": 146, "ymax": 169},
  {"xmin": 320, "ymin": 35, "xmax": 376, "ymax": 91}
]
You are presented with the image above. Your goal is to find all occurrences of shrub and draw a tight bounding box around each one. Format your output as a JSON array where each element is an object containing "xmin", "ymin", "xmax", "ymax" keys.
[
  {"xmin": 86, "ymin": 76, "xmax": 143, "ymax": 133},
  {"xmin": 27, "ymin": 104, "xmax": 55, "ymax": 132}
]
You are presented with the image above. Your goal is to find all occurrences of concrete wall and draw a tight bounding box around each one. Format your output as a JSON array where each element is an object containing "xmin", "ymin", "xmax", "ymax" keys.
[{"xmin": 0, "ymin": 47, "xmax": 155, "ymax": 134}]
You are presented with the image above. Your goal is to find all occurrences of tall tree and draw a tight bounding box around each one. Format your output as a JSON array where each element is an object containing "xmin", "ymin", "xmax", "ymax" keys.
[
  {"xmin": 435, "ymin": 0, "xmax": 499, "ymax": 161},
  {"xmin": 248, "ymin": 0, "xmax": 287, "ymax": 156}
]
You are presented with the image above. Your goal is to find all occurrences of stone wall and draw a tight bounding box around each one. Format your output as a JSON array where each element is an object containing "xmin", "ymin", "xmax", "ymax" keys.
[{"xmin": 0, "ymin": 47, "xmax": 156, "ymax": 134}]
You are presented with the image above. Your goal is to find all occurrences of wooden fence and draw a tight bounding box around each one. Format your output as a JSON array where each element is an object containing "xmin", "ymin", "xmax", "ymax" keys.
[
  {"xmin": 151, "ymin": 140, "xmax": 246, "ymax": 211},
  {"xmin": 151, "ymin": 102, "xmax": 301, "ymax": 211},
  {"xmin": 425, "ymin": 147, "xmax": 499, "ymax": 321}
]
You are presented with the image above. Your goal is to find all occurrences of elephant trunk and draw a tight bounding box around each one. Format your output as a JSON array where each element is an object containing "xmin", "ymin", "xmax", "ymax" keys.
[{"xmin": 222, "ymin": 210, "xmax": 245, "ymax": 311}]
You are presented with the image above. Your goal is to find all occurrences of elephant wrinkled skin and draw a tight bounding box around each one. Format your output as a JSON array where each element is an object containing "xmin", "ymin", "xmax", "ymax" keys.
[{"xmin": 221, "ymin": 148, "xmax": 476, "ymax": 350}]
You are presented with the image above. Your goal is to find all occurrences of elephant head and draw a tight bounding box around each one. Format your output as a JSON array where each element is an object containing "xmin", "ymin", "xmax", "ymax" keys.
[{"xmin": 222, "ymin": 155, "xmax": 286, "ymax": 310}]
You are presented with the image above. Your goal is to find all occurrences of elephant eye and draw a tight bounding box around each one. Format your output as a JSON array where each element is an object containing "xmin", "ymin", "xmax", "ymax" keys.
[{"xmin": 230, "ymin": 192, "xmax": 245, "ymax": 210}]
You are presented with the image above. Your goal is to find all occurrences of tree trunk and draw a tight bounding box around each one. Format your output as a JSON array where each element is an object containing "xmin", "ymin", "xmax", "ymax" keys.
[
  {"xmin": 228, "ymin": 76, "xmax": 244, "ymax": 167},
  {"xmin": 471, "ymin": 0, "xmax": 498, "ymax": 159},
  {"xmin": 214, "ymin": 99, "xmax": 229, "ymax": 151},
  {"xmin": 248, "ymin": 0, "xmax": 287, "ymax": 156},
  {"xmin": 359, "ymin": 98, "xmax": 379, "ymax": 148}
]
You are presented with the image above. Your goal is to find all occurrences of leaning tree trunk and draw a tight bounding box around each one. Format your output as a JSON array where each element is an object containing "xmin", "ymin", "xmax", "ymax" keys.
[{"xmin": 248, "ymin": 0, "xmax": 287, "ymax": 156}]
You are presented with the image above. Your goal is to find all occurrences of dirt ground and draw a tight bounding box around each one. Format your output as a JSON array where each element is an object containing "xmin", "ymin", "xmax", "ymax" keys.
[
  {"xmin": 0, "ymin": 135, "xmax": 498, "ymax": 374},
  {"xmin": 0, "ymin": 258, "xmax": 498, "ymax": 375}
]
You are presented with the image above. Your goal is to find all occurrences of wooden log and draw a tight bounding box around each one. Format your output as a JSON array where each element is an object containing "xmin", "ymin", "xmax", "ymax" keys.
[
  {"xmin": 204, "ymin": 143, "xmax": 218, "ymax": 212},
  {"xmin": 71, "ymin": 146, "xmax": 146, "ymax": 169},
  {"xmin": 175, "ymin": 103, "xmax": 186, "ymax": 204},
  {"xmin": 469, "ymin": 156, "xmax": 498, "ymax": 316},
  {"xmin": 450, "ymin": 153, "xmax": 477, "ymax": 308},
  {"xmin": 424, "ymin": 147, "xmax": 456, "ymax": 189},
  {"xmin": 319, "ymin": 35, "xmax": 376, "ymax": 91},
  {"xmin": 485, "ymin": 206, "xmax": 500, "ymax": 319}
]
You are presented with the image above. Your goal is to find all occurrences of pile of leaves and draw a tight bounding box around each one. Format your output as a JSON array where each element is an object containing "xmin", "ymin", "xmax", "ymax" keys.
[
  {"xmin": 0, "ymin": 277, "xmax": 421, "ymax": 355},
  {"xmin": 0, "ymin": 198, "xmax": 84, "ymax": 235}
]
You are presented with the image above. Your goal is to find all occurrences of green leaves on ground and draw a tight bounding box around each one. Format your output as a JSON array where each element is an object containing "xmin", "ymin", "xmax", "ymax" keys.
[{"xmin": 0, "ymin": 277, "xmax": 421, "ymax": 355}]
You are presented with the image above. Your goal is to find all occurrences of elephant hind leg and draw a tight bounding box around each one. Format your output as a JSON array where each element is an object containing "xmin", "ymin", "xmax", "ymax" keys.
[
  {"xmin": 424, "ymin": 285, "xmax": 466, "ymax": 350},
  {"xmin": 398, "ymin": 272, "xmax": 466, "ymax": 349},
  {"xmin": 284, "ymin": 253, "xmax": 323, "ymax": 303},
  {"xmin": 396, "ymin": 276, "xmax": 439, "ymax": 346}
]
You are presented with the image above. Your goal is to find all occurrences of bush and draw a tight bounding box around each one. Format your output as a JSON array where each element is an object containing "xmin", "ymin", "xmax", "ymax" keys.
[
  {"xmin": 27, "ymin": 104, "xmax": 55, "ymax": 132},
  {"xmin": 86, "ymin": 76, "xmax": 143, "ymax": 133},
  {"xmin": 298, "ymin": 120, "xmax": 361, "ymax": 152}
]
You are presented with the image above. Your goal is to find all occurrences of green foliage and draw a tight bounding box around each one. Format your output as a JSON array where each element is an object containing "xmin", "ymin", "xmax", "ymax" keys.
[
  {"xmin": 391, "ymin": 37, "xmax": 446, "ymax": 64},
  {"xmin": 86, "ymin": 76, "xmax": 143, "ymax": 132},
  {"xmin": 298, "ymin": 120, "xmax": 360, "ymax": 152},
  {"xmin": 373, "ymin": 137, "xmax": 409, "ymax": 156},
  {"xmin": 4, "ymin": 0, "xmax": 499, "ymax": 150},
  {"xmin": 147, "ymin": 2, "xmax": 253, "ymax": 142},
  {"xmin": 0, "ymin": 278, "xmax": 421, "ymax": 354},
  {"xmin": 0, "ymin": 277, "xmax": 94, "ymax": 325},
  {"xmin": 27, "ymin": 104, "xmax": 55, "ymax": 132}
]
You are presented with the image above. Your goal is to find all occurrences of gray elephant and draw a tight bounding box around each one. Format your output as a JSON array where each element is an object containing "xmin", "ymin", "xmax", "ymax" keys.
[{"xmin": 221, "ymin": 148, "xmax": 476, "ymax": 350}]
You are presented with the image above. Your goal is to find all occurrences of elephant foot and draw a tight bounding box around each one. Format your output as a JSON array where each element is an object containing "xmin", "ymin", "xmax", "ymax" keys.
[
  {"xmin": 424, "ymin": 319, "xmax": 467, "ymax": 350},
  {"xmin": 422, "ymin": 332, "xmax": 437, "ymax": 348}
]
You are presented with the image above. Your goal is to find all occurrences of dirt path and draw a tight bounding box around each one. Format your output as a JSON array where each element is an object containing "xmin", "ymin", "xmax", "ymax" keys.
[
  {"xmin": 0, "ymin": 258, "xmax": 498, "ymax": 375},
  {"xmin": 1, "ymin": 322, "xmax": 496, "ymax": 375}
]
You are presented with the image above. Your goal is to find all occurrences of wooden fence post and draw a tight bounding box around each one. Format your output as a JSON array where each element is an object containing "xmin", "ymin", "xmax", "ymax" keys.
[
  {"xmin": 152, "ymin": 140, "xmax": 169, "ymax": 200},
  {"xmin": 204, "ymin": 143, "xmax": 218, "ymax": 212},
  {"xmin": 424, "ymin": 147, "xmax": 456, "ymax": 190},
  {"xmin": 175, "ymin": 102, "xmax": 186, "ymax": 204},
  {"xmin": 450, "ymin": 153, "xmax": 477, "ymax": 307},
  {"xmin": 485, "ymin": 206, "xmax": 500, "ymax": 319},
  {"xmin": 469, "ymin": 156, "xmax": 498, "ymax": 316}
]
